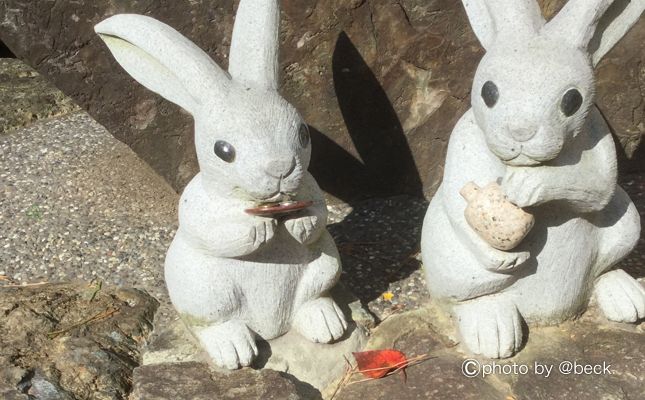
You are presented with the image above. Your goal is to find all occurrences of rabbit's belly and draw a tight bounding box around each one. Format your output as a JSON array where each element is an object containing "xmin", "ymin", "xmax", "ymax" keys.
[
  {"xmin": 506, "ymin": 214, "xmax": 597, "ymax": 324},
  {"xmin": 233, "ymin": 258, "xmax": 307, "ymax": 338},
  {"xmin": 165, "ymin": 230, "xmax": 311, "ymax": 339}
]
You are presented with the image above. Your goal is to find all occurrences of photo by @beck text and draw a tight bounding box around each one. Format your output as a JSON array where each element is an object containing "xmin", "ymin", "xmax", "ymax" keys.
[{"xmin": 461, "ymin": 359, "xmax": 613, "ymax": 379}]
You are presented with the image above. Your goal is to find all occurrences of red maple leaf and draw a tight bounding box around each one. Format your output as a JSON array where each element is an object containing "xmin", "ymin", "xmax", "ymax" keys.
[{"xmin": 352, "ymin": 349, "xmax": 408, "ymax": 379}]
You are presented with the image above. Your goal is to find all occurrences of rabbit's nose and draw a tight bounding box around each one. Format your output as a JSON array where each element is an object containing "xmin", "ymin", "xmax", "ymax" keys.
[
  {"xmin": 510, "ymin": 128, "xmax": 537, "ymax": 142},
  {"xmin": 266, "ymin": 158, "xmax": 296, "ymax": 179}
]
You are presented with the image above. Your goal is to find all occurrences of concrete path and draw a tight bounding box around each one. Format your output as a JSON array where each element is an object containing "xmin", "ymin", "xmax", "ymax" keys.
[{"xmin": 0, "ymin": 112, "xmax": 178, "ymax": 311}]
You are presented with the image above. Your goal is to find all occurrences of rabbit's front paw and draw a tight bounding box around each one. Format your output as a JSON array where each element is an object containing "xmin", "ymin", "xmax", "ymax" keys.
[
  {"xmin": 248, "ymin": 217, "xmax": 277, "ymax": 250},
  {"xmin": 293, "ymin": 297, "xmax": 347, "ymax": 343},
  {"xmin": 456, "ymin": 296, "xmax": 523, "ymax": 359},
  {"xmin": 284, "ymin": 214, "xmax": 321, "ymax": 244},
  {"xmin": 595, "ymin": 270, "xmax": 645, "ymax": 323},
  {"xmin": 502, "ymin": 167, "xmax": 548, "ymax": 208},
  {"xmin": 197, "ymin": 321, "xmax": 258, "ymax": 369},
  {"xmin": 481, "ymin": 247, "xmax": 530, "ymax": 272}
]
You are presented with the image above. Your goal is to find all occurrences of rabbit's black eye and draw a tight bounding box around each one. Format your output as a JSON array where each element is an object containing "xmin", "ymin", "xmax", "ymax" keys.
[
  {"xmin": 298, "ymin": 124, "xmax": 310, "ymax": 148},
  {"xmin": 561, "ymin": 88, "xmax": 583, "ymax": 117},
  {"xmin": 481, "ymin": 81, "xmax": 499, "ymax": 108},
  {"xmin": 214, "ymin": 140, "xmax": 235, "ymax": 163}
]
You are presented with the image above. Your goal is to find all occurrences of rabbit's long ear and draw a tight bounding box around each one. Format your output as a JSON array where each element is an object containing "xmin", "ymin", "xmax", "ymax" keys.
[
  {"xmin": 228, "ymin": 0, "xmax": 280, "ymax": 90},
  {"xmin": 546, "ymin": 0, "xmax": 644, "ymax": 66},
  {"xmin": 461, "ymin": 0, "xmax": 545, "ymax": 50},
  {"xmin": 95, "ymin": 14, "xmax": 231, "ymax": 115}
]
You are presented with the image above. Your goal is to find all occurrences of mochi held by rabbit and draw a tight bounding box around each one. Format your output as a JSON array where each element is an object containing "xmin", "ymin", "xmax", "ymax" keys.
[
  {"xmin": 422, "ymin": 0, "xmax": 645, "ymax": 359},
  {"xmin": 95, "ymin": 0, "xmax": 347, "ymax": 369}
]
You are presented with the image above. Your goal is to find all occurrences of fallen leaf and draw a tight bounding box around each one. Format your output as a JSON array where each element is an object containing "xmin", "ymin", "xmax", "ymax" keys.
[
  {"xmin": 382, "ymin": 292, "xmax": 394, "ymax": 302},
  {"xmin": 353, "ymin": 349, "xmax": 408, "ymax": 379}
]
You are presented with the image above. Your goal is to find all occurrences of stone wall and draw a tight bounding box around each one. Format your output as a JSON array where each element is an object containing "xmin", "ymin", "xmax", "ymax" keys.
[{"xmin": 0, "ymin": 0, "xmax": 642, "ymax": 201}]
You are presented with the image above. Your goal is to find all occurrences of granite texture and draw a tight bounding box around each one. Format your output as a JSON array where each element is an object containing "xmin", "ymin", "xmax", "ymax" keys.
[{"xmin": 461, "ymin": 182, "xmax": 535, "ymax": 251}]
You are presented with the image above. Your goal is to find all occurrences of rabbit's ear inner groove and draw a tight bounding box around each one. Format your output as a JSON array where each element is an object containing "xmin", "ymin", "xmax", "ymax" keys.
[{"xmin": 298, "ymin": 125, "xmax": 311, "ymax": 148}]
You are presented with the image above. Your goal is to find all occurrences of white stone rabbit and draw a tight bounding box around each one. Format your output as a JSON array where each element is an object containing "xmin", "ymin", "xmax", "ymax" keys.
[
  {"xmin": 422, "ymin": 0, "xmax": 645, "ymax": 359},
  {"xmin": 95, "ymin": 0, "xmax": 347, "ymax": 369}
]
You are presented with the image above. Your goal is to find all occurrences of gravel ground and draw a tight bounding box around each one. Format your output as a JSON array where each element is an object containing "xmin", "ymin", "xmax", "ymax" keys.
[
  {"xmin": 327, "ymin": 197, "xmax": 428, "ymax": 319},
  {"xmin": 1, "ymin": 111, "xmax": 644, "ymax": 324},
  {"xmin": 0, "ymin": 112, "xmax": 178, "ymax": 322}
]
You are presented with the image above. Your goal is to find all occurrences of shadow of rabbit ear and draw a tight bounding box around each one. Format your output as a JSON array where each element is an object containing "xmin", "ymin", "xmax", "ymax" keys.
[
  {"xmin": 0, "ymin": 40, "xmax": 15, "ymax": 58},
  {"xmin": 328, "ymin": 31, "xmax": 424, "ymax": 200},
  {"xmin": 308, "ymin": 125, "xmax": 373, "ymax": 202}
]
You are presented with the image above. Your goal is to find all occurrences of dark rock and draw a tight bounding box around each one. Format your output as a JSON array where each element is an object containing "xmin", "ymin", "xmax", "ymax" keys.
[
  {"xmin": 1, "ymin": 1, "xmax": 641, "ymax": 200},
  {"xmin": 129, "ymin": 362, "xmax": 312, "ymax": 400},
  {"xmin": 0, "ymin": 282, "xmax": 158, "ymax": 399}
]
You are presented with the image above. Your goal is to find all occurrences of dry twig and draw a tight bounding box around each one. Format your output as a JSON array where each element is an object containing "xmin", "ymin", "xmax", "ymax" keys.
[{"xmin": 47, "ymin": 307, "xmax": 119, "ymax": 339}]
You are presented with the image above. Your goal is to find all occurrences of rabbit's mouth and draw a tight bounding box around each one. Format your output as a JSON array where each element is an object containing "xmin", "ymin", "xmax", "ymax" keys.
[
  {"xmin": 254, "ymin": 191, "xmax": 303, "ymax": 205},
  {"xmin": 490, "ymin": 142, "xmax": 543, "ymax": 167},
  {"xmin": 503, "ymin": 153, "xmax": 542, "ymax": 167},
  {"xmin": 260, "ymin": 192, "xmax": 292, "ymax": 204}
]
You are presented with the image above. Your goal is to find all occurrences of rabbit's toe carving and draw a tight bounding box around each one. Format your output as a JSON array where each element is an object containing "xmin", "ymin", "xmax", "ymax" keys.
[
  {"xmin": 249, "ymin": 217, "xmax": 278, "ymax": 249},
  {"xmin": 285, "ymin": 215, "xmax": 320, "ymax": 244},
  {"xmin": 197, "ymin": 321, "xmax": 258, "ymax": 369},
  {"xmin": 483, "ymin": 248, "xmax": 531, "ymax": 272},
  {"xmin": 595, "ymin": 270, "xmax": 645, "ymax": 323},
  {"xmin": 294, "ymin": 297, "xmax": 347, "ymax": 343},
  {"xmin": 456, "ymin": 296, "xmax": 523, "ymax": 359}
]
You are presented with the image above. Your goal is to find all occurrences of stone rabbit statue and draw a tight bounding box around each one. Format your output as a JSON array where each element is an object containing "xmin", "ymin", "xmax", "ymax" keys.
[
  {"xmin": 422, "ymin": 0, "xmax": 645, "ymax": 358},
  {"xmin": 95, "ymin": 0, "xmax": 346, "ymax": 369}
]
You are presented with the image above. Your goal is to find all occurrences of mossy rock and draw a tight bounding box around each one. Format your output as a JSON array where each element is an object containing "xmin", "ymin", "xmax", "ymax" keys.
[{"xmin": 0, "ymin": 58, "xmax": 80, "ymax": 134}]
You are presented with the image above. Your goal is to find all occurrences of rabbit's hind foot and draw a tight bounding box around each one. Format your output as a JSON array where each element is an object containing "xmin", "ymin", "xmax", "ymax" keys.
[
  {"xmin": 293, "ymin": 296, "xmax": 347, "ymax": 344},
  {"xmin": 594, "ymin": 269, "xmax": 645, "ymax": 323},
  {"xmin": 455, "ymin": 295, "xmax": 524, "ymax": 359},
  {"xmin": 196, "ymin": 320, "xmax": 258, "ymax": 369}
]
